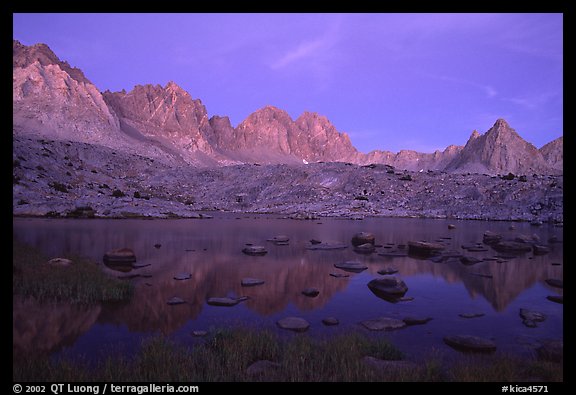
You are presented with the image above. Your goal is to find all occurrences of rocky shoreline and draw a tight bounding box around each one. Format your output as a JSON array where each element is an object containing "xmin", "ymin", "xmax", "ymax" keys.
[{"xmin": 13, "ymin": 135, "xmax": 563, "ymax": 223}]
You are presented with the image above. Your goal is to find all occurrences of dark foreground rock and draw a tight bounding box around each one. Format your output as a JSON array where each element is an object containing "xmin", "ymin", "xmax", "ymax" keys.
[
  {"xmin": 367, "ymin": 277, "xmax": 408, "ymax": 301},
  {"xmin": 443, "ymin": 335, "xmax": 496, "ymax": 353}
]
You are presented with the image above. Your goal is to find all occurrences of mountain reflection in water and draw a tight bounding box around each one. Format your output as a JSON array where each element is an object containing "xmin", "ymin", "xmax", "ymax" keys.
[{"xmin": 13, "ymin": 215, "xmax": 563, "ymax": 359}]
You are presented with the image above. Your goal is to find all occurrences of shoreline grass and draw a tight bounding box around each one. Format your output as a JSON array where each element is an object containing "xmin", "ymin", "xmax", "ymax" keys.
[
  {"xmin": 13, "ymin": 239, "xmax": 133, "ymax": 304},
  {"xmin": 13, "ymin": 327, "xmax": 562, "ymax": 382}
]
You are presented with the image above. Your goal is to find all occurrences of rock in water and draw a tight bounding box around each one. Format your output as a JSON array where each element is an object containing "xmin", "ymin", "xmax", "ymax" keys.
[
  {"xmin": 267, "ymin": 235, "xmax": 290, "ymax": 245},
  {"xmin": 277, "ymin": 317, "xmax": 310, "ymax": 332},
  {"xmin": 403, "ymin": 316, "xmax": 433, "ymax": 325},
  {"xmin": 519, "ymin": 308, "xmax": 546, "ymax": 327},
  {"xmin": 173, "ymin": 273, "xmax": 191, "ymax": 280},
  {"xmin": 459, "ymin": 312, "xmax": 485, "ymax": 319},
  {"xmin": 354, "ymin": 243, "xmax": 376, "ymax": 254},
  {"xmin": 361, "ymin": 317, "xmax": 407, "ymax": 331},
  {"xmin": 167, "ymin": 297, "xmax": 185, "ymax": 305},
  {"xmin": 46, "ymin": 258, "xmax": 73, "ymax": 267},
  {"xmin": 329, "ymin": 272, "xmax": 350, "ymax": 278},
  {"xmin": 242, "ymin": 245, "xmax": 268, "ymax": 256},
  {"xmin": 103, "ymin": 248, "xmax": 136, "ymax": 264},
  {"xmin": 491, "ymin": 241, "xmax": 532, "ymax": 254},
  {"xmin": 322, "ymin": 317, "xmax": 339, "ymax": 326},
  {"xmin": 544, "ymin": 278, "xmax": 563, "ymax": 288},
  {"xmin": 301, "ymin": 288, "xmax": 320, "ymax": 297},
  {"xmin": 407, "ymin": 241, "xmax": 445, "ymax": 258},
  {"xmin": 443, "ymin": 335, "xmax": 496, "ymax": 353},
  {"xmin": 482, "ymin": 231, "xmax": 502, "ymax": 245},
  {"xmin": 351, "ymin": 232, "xmax": 375, "ymax": 247},
  {"xmin": 378, "ymin": 267, "xmax": 398, "ymax": 275},
  {"xmin": 207, "ymin": 297, "xmax": 241, "ymax": 307},
  {"xmin": 241, "ymin": 278, "xmax": 265, "ymax": 287},
  {"xmin": 546, "ymin": 295, "xmax": 563, "ymax": 304},
  {"xmin": 334, "ymin": 261, "xmax": 368, "ymax": 273},
  {"xmin": 367, "ymin": 277, "xmax": 408, "ymax": 301}
]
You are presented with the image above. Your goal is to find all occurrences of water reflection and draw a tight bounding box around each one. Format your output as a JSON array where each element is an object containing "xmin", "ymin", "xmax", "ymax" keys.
[{"xmin": 13, "ymin": 216, "xmax": 563, "ymax": 358}]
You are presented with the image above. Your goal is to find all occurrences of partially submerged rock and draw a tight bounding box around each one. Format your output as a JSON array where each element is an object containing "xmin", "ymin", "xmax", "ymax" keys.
[
  {"xmin": 334, "ymin": 261, "xmax": 368, "ymax": 273},
  {"xmin": 351, "ymin": 232, "xmax": 375, "ymax": 246},
  {"xmin": 443, "ymin": 335, "xmax": 496, "ymax": 353},
  {"xmin": 46, "ymin": 257, "xmax": 73, "ymax": 267},
  {"xmin": 483, "ymin": 231, "xmax": 502, "ymax": 245},
  {"xmin": 459, "ymin": 312, "xmax": 485, "ymax": 319},
  {"xmin": 545, "ymin": 278, "xmax": 563, "ymax": 289},
  {"xmin": 103, "ymin": 248, "xmax": 136, "ymax": 264},
  {"xmin": 242, "ymin": 245, "xmax": 268, "ymax": 256},
  {"xmin": 277, "ymin": 317, "xmax": 310, "ymax": 332},
  {"xmin": 322, "ymin": 317, "xmax": 339, "ymax": 326},
  {"xmin": 403, "ymin": 316, "xmax": 433, "ymax": 325},
  {"xmin": 241, "ymin": 278, "xmax": 265, "ymax": 287},
  {"xmin": 301, "ymin": 288, "xmax": 320, "ymax": 297},
  {"xmin": 207, "ymin": 297, "xmax": 245, "ymax": 307},
  {"xmin": 407, "ymin": 241, "xmax": 445, "ymax": 258},
  {"xmin": 353, "ymin": 243, "xmax": 376, "ymax": 254},
  {"xmin": 167, "ymin": 296, "xmax": 185, "ymax": 305},
  {"xmin": 306, "ymin": 242, "xmax": 348, "ymax": 250},
  {"xmin": 173, "ymin": 273, "xmax": 191, "ymax": 280},
  {"xmin": 267, "ymin": 235, "xmax": 290, "ymax": 245},
  {"xmin": 367, "ymin": 277, "xmax": 408, "ymax": 301},
  {"xmin": 361, "ymin": 317, "xmax": 406, "ymax": 331},
  {"xmin": 520, "ymin": 308, "xmax": 546, "ymax": 327}
]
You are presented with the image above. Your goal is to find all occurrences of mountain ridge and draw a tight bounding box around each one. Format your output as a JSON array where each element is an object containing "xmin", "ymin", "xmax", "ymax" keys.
[{"xmin": 12, "ymin": 40, "xmax": 563, "ymax": 175}]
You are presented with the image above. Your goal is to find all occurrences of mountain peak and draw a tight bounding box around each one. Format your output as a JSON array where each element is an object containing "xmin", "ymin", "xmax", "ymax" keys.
[{"xmin": 165, "ymin": 80, "xmax": 185, "ymax": 93}]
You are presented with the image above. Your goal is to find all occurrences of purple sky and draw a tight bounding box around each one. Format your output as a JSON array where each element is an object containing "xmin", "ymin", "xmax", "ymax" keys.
[{"xmin": 13, "ymin": 13, "xmax": 563, "ymax": 153}]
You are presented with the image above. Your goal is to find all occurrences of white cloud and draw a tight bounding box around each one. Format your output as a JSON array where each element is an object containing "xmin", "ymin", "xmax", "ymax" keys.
[{"xmin": 269, "ymin": 16, "xmax": 342, "ymax": 71}]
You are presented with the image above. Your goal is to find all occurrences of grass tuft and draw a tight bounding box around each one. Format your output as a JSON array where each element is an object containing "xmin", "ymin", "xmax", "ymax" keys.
[{"xmin": 13, "ymin": 240, "xmax": 133, "ymax": 304}]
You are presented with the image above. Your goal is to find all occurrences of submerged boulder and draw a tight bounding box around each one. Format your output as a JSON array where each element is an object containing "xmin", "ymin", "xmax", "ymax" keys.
[
  {"xmin": 443, "ymin": 335, "xmax": 496, "ymax": 353},
  {"xmin": 367, "ymin": 277, "xmax": 408, "ymax": 302},
  {"xmin": 407, "ymin": 241, "xmax": 445, "ymax": 258}
]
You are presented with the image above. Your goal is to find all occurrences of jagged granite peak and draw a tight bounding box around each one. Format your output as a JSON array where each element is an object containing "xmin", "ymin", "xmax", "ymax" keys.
[
  {"xmin": 13, "ymin": 41, "xmax": 123, "ymax": 145},
  {"xmin": 102, "ymin": 82, "xmax": 216, "ymax": 156},
  {"xmin": 13, "ymin": 41, "xmax": 563, "ymax": 173},
  {"xmin": 539, "ymin": 136, "xmax": 563, "ymax": 171},
  {"xmin": 445, "ymin": 119, "xmax": 553, "ymax": 174},
  {"xmin": 13, "ymin": 39, "xmax": 90, "ymax": 85}
]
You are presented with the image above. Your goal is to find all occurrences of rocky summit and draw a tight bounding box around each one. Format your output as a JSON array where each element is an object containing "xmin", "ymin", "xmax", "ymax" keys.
[{"xmin": 12, "ymin": 40, "xmax": 563, "ymax": 221}]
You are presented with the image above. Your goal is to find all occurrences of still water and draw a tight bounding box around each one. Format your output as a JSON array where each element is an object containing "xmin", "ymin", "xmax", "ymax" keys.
[{"xmin": 13, "ymin": 215, "xmax": 563, "ymax": 361}]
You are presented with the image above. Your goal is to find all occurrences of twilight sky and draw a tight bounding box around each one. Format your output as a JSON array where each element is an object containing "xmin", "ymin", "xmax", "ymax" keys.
[{"xmin": 13, "ymin": 13, "xmax": 563, "ymax": 153}]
